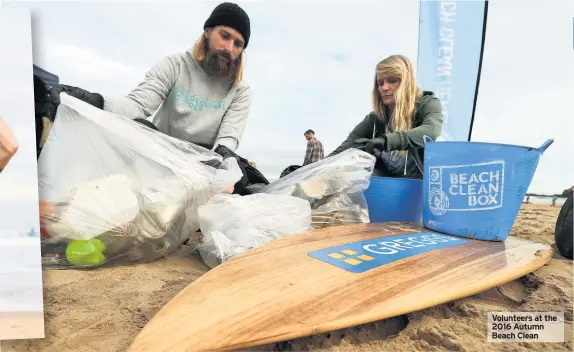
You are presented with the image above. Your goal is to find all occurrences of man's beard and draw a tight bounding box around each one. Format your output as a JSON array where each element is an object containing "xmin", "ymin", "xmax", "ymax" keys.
[{"xmin": 203, "ymin": 49, "xmax": 238, "ymax": 79}]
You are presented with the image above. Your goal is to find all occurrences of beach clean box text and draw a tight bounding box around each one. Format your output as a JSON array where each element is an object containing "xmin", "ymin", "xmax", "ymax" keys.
[{"xmin": 428, "ymin": 161, "xmax": 505, "ymax": 216}]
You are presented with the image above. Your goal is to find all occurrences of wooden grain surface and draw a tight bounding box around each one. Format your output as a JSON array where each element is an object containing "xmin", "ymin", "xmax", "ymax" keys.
[{"xmin": 128, "ymin": 222, "xmax": 553, "ymax": 352}]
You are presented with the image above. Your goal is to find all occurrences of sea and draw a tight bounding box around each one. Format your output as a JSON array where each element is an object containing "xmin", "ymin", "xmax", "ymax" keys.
[
  {"xmin": 524, "ymin": 195, "xmax": 566, "ymax": 206},
  {"xmin": 0, "ymin": 236, "xmax": 44, "ymax": 313}
]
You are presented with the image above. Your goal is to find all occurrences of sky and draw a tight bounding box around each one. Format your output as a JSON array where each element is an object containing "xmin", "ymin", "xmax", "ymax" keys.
[
  {"xmin": 0, "ymin": 8, "xmax": 42, "ymax": 235},
  {"xmin": 2, "ymin": 0, "xmax": 572, "ymax": 194}
]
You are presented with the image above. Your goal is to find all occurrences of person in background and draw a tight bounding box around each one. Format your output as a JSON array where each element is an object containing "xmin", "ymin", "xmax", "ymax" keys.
[
  {"xmin": 46, "ymin": 2, "xmax": 251, "ymax": 155},
  {"xmin": 303, "ymin": 129, "xmax": 324, "ymax": 166},
  {"xmin": 0, "ymin": 116, "xmax": 19, "ymax": 173},
  {"xmin": 552, "ymin": 196, "xmax": 557, "ymax": 207},
  {"xmin": 329, "ymin": 55, "xmax": 443, "ymax": 179}
]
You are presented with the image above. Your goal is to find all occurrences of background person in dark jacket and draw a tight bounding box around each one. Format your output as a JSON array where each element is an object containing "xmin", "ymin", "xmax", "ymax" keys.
[{"xmin": 329, "ymin": 54, "xmax": 443, "ymax": 179}]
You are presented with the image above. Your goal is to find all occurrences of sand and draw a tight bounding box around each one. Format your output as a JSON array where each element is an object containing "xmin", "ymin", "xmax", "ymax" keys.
[
  {"xmin": 0, "ymin": 312, "xmax": 45, "ymax": 340},
  {"xmin": 1, "ymin": 203, "xmax": 572, "ymax": 352}
]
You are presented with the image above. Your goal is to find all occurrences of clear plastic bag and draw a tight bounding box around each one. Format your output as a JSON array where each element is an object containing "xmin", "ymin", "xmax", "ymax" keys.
[
  {"xmin": 38, "ymin": 94, "xmax": 243, "ymax": 268},
  {"xmin": 258, "ymin": 149, "xmax": 376, "ymax": 228},
  {"xmin": 194, "ymin": 193, "xmax": 312, "ymax": 268},
  {"xmin": 311, "ymin": 191, "xmax": 370, "ymax": 229}
]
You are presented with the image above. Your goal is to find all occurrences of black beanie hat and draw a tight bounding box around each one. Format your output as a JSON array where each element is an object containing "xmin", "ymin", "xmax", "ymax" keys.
[{"xmin": 204, "ymin": 2, "xmax": 251, "ymax": 48}]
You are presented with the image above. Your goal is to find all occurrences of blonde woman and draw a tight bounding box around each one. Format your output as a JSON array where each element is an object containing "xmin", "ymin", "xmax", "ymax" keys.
[
  {"xmin": 329, "ymin": 55, "xmax": 443, "ymax": 179},
  {"xmin": 0, "ymin": 116, "xmax": 19, "ymax": 173},
  {"xmin": 46, "ymin": 2, "xmax": 251, "ymax": 154}
]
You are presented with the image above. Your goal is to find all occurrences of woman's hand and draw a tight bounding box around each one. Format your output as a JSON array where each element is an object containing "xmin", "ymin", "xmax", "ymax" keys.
[
  {"xmin": 352, "ymin": 138, "xmax": 371, "ymax": 150},
  {"xmin": 353, "ymin": 136, "xmax": 387, "ymax": 158},
  {"xmin": 364, "ymin": 137, "xmax": 387, "ymax": 157},
  {"xmin": 0, "ymin": 116, "xmax": 19, "ymax": 170}
]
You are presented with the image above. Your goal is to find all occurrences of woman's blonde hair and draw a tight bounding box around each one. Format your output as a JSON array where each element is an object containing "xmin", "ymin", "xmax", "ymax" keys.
[
  {"xmin": 372, "ymin": 55, "xmax": 422, "ymax": 135},
  {"xmin": 192, "ymin": 31, "xmax": 246, "ymax": 85}
]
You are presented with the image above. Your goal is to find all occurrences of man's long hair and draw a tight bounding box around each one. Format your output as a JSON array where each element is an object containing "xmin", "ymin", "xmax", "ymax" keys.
[
  {"xmin": 192, "ymin": 32, "xmax": 245, "ymax": 85},
  {"xmin": 371, "ymin": 55, "xmax": 422, "ymax": 156}
]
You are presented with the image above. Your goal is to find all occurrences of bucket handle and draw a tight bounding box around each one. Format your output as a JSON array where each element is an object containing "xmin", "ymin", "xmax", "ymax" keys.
[
  {"xmin": 423, "ymin": 135, "xmax": 554, "ymax": 155},
  {"xmin": 536, "ymin": 139, "xmax": 554, "ymax": 154}
]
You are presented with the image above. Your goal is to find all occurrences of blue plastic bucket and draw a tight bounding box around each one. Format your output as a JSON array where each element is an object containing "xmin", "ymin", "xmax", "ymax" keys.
[
  {"xmin": 364, "ymin": 176, "xmax": 424, "ymax": 223},
  {"xmin": 422, "ymin": 137, "xmax": 554, "ymax": 241}
]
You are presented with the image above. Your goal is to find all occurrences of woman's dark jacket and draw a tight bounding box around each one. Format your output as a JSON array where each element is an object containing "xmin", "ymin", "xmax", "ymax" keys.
[{"xmin": 329, "ymin": 91, "xmax": 443, "ymax": 179}]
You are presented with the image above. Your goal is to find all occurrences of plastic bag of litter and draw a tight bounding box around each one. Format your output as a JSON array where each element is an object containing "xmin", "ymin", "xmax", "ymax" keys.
[
  {"xmin": 194, "ymin": 193, "xmax": 312, "ymax": 268},
  {"xmin": 258, "ymin": 149, "xmax": 375, "ymax": 229},
  {"xmin": 311, "ymin": 191, "xmax": 370, "ymax": 229},
  {"xmin": 38, "ymin": 93, "xmax": 243, "ymax": 269}
]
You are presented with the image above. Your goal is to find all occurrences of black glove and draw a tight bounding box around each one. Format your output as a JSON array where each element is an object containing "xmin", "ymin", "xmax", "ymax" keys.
[
  {"xmin": 133, "ymin": 118, "xmax": 159, "ymax": 131},
  {"xmin": 365, "ymin": 137, "xmax": 387, "ymax": 158},
  {"xmin": 352, "ymin": 137, "xmax": 387, "ymax": 158},
  {"xmin": 352, "ymin": 138, "xmax": 371, "ymax": 150},
  {"xmin": 47, "ymin": 84, "xmax": 105, "ymax": 120},
  {"xmin": 213, "ymin": 145, "xmax": 250, "ymax": 195}
]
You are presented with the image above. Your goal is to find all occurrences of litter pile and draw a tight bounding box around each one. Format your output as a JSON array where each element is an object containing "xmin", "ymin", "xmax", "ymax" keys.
[
  {"xmin": 37, "ymin": 94, "xmax": 376, "ymax": 269},
  {"xmin": 193, "ymin": 149, "xmax": 377, "ymax": 268}
]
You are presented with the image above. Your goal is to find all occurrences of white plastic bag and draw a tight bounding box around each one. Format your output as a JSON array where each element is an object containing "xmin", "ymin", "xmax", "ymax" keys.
[
  {"xmin": 38, "ymin": 94, "xmax": 243, "ymax": 268},
  {"xmin": 195, "ymin": 193, "xmax": 312, "ymax": 268}
]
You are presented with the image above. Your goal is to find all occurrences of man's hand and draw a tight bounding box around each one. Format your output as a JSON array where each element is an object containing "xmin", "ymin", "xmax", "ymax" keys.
[
  {"xmin": 0, "ymin": 116, "xmax": 19, "ymax": 170},
  {"xmin": 47, "ymin": 84, "xmax": 105, "ymax": 120}
]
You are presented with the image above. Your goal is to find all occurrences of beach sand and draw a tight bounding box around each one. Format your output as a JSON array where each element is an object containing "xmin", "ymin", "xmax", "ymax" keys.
[
  {"xmin": 2, "ymin": 203, "xmax": 572, "ymax": 352},
  {"xmin": 0, "ymin": 311, "xmax": 44, "ymax": 341}
]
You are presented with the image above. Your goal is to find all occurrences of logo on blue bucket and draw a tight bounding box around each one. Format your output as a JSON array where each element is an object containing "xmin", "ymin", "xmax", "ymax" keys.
[{"xmin": 428, "ymin": 160, "xmax": 505, "ymax": 216}]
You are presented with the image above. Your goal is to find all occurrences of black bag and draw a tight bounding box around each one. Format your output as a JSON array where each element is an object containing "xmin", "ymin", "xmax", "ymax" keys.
[
  {"xmin": 555, "ymin": 190, "xmax": 573, "ymax": 260},
  {"xmin": 214, "ymin": 145, "xmax": 270, "ymax": 195},
  {"xmin": 280, "ymin": 165, "xmax": 301, "ymax": 178},
  {"xmin": 34, "ymin": 75, "xmax": 52, "ymax": 159}
]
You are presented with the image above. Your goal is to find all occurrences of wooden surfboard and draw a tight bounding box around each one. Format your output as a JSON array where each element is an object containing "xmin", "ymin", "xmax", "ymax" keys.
[{"xmin": 128, "ymin": 222, "xmax": 553, "ymax": 352}]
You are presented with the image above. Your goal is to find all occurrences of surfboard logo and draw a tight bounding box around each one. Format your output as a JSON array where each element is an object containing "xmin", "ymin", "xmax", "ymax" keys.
[
  {"xmin": 428, "ymin": 160, "xmax": 505, "ymax": 216},
  {"xmin": 307, "ymin": 232, "xmax": 469, "ymax": 273}
]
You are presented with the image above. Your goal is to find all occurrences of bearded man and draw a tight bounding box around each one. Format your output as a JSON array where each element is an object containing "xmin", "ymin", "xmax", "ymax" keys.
[{"xmin": 47, "ymin": 2, "xmax": 251, "ymax": 153}]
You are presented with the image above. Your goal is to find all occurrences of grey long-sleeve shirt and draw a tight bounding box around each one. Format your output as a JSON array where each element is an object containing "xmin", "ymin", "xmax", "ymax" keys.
[{"xmin": 103, "ymin": 48, "xmax": 251, "ymax": 152}]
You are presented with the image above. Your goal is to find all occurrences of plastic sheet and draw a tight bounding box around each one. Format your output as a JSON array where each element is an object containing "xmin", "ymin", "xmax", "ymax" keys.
[
  {"xmin": 194, "ymin": 193, "xmax": 312, "ymax": 268},
  {"xmin": 258, "ymin": 149, "xmax": 376, "ymax": 228},
  {"xmin": 38, "ymin": 94, "xmax": 243, "ymax": 268}
]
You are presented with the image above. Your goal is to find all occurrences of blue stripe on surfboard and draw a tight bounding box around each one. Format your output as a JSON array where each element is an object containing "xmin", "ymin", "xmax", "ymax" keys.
[{"xmin": 307, "ymin": 232, "xmax": 469, "ymax": 274}]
